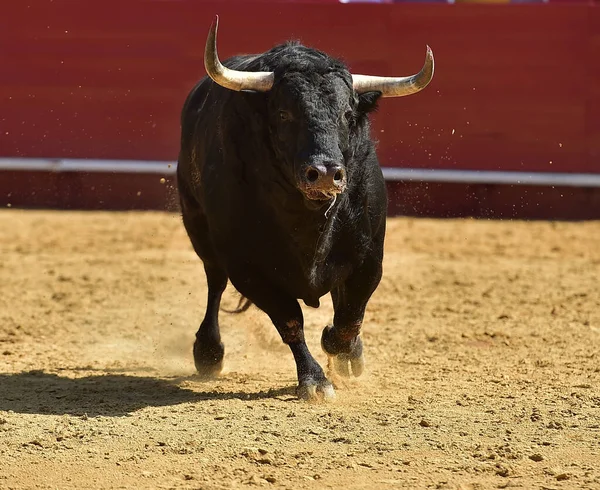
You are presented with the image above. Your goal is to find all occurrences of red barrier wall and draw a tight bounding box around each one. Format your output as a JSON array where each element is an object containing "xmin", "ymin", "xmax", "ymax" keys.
[{"xmin": 0, "ymin": 1, "xmax": 599, "ymax": 217}]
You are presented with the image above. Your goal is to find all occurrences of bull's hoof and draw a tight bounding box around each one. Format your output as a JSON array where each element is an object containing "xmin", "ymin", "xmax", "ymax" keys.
[
  {"xmin": 321, "ymin": 325, "xmax": 364, "ymax": 378},
  {"xmin": 332, "ymin": 352, "xmax": 364, "ymax": 377},
  {"xmin": 193, "ymin": 339, "xmax": 224, "ymax": 378},
  {"xmin": 297, "ymin": 378, "xmax": 336, "ymax": 403}
]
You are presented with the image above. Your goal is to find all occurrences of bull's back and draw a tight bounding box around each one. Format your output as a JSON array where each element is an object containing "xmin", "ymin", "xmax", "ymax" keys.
[
  {"xmin": 177, "ymin": 54, "xmax": 262, "ymax": 202},
  {"xmin": 180, "ymin": 54, "xmax": 261, "ymax": 136}
]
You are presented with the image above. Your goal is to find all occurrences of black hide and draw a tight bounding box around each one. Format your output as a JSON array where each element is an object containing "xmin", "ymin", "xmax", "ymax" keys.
[{"xmin": 176, "ymin": 41, "xmax": 387, "ymax": 400}]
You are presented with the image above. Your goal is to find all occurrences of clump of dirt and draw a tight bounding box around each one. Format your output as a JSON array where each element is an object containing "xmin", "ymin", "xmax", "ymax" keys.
[{"xmin": 0, "ymin": 209, "xmax": 598, "ymax": 489}]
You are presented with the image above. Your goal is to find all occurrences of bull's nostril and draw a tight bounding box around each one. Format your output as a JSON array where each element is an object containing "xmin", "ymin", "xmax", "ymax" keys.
[
  {"xmin": 333, "ymin": 170, "xmax": 344, "ymax": 182},
  {"xmin": 306, "ymin": 168, "xmax": 320, "ymax": 183}
]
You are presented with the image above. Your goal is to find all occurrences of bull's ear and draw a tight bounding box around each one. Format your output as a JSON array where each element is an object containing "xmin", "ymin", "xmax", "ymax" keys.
[{"xmin": 357, "ymin": 91, "xmax": 382, "ymax": 115}]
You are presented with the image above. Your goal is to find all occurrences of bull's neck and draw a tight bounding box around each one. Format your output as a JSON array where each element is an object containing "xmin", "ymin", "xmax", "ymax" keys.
[
  {"xmin": 275, "ymin": 200, "xmax": 338, "ymax": 275},
  {"xmin": 259, "ymin": 178, "xmax": 339, "ymax": 263},
  {"xmin": 269, "ymin": 189, "xmax": 333, "ymax": 234},
  {"xmin": 244, "ymin": 157, "xmax": 339, "ymax": 258}
]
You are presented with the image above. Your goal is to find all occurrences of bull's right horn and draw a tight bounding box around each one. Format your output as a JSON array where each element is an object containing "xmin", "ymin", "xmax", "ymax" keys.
[{"xmin": 204, "ymin": 15, "xmax": 274, "ymax": 92}]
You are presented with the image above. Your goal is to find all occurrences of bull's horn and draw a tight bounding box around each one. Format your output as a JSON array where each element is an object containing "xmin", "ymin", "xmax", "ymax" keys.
[
  {"xmin": 352, "ymin": 46, "xmax": 434, "ymax": 97},
  {"xmin": 204, "ymin": 15, "xmax": 274, "ymax": 92}
]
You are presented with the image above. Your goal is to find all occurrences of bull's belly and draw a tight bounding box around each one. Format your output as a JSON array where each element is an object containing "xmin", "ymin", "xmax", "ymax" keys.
[
  {"xmin": 208, "ymin": 208, "xmax": 357, "ymax": 308},
  {"xmin": 299, "ymin": 260, "xmax": 353, "ymax": 308},
  {"xmin": 228, "ymin": 254, "xmax": 351, "ymax": 310}
]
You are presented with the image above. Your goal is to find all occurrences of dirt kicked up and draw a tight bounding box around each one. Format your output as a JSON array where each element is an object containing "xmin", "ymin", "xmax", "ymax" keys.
[{"xmin": 0, "ymin": 209, "xmax": 598, "ymax": 490}]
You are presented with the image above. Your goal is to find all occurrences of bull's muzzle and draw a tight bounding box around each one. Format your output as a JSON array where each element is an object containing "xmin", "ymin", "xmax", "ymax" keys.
[{"xmin": 301, "ymin": 163, "xmax": 347, "ymax": 201}]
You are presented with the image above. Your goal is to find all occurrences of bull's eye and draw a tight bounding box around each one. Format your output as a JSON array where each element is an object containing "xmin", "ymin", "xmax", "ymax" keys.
[
  {"xmin": 344, "ymin": 110, "xmax": 353, "ymax": 123},
  {"xmin": 279, "ymin": 110, "xmax": 292, "ymax": 122}
]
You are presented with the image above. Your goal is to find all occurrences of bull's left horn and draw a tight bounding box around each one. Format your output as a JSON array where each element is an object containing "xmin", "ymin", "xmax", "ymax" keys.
[
  {"xmin": 204, "ymin": 15, "xmax": 274, "ymax": 92},
  {"xmin": 352, "ymin": 46, "xmax": 434, "ymax": 97}
]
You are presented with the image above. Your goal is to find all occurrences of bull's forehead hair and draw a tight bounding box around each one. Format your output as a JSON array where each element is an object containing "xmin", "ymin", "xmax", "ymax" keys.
[
  {"xmin": 273, "ymin": 72, "xmax": 351, "ymax": 117},
  {"xmin": 258, "ymin": 42, "xmax": 350, "ymax": 81}
]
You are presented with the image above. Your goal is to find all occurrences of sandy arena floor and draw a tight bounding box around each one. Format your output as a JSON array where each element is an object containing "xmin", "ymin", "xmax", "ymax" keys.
[{"xmin": 0, "ymin": 209, "xmax": 599, "ymax": 490}]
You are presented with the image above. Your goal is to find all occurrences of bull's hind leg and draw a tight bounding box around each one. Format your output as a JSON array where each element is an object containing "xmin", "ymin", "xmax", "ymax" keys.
[
  {"xmin": 193, "ymin": 263, "xmax": 228, "ymax": 376},
  {"xmin": 228, "ymin": 271, "xmax": 334, "ymax": 402},
  {"xmin": 322, "ymin": 255, "xmax": 383, "ymax": 378}
]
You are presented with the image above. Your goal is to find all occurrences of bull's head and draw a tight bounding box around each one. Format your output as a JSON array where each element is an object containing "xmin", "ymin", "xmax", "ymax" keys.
[{"xmin": 203, "ymin": 16, "xmax": 434, "ymax": 206}]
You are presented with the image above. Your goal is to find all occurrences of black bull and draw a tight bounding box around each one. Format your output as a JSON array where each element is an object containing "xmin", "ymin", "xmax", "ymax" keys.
[{"xmin": 176, "ymin": 17, "xmax": 434, "ymax": 402}]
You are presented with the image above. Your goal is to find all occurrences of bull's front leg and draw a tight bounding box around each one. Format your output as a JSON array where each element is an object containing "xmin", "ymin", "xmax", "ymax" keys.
[
  {"xmin": 321, "ymin": 255, "xmax": 383, "ymax": 378},
  {"xmin": 229, "ymin": 271, "xmax": 335, "ymax": 402}
]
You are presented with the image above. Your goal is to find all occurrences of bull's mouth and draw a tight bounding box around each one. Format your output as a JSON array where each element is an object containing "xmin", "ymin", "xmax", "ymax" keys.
[
  {"xmin": 304, "ymin": 189, "xmax": 337, "ymax": 202},
  {"xmin": 301, "ymin": 188, "xmax": 341, "ymax": 211}
]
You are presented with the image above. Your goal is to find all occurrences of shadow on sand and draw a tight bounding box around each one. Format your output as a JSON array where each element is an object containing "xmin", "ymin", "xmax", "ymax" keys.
[{"xmin": 0, "ymin": 370, "xmax": 296, "ymax": 417}]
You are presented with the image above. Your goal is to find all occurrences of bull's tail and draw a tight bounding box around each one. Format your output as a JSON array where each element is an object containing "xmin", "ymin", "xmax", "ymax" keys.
[{"xmin": 220, "ymin": 295, "xmax": 253, "ymax": 314}]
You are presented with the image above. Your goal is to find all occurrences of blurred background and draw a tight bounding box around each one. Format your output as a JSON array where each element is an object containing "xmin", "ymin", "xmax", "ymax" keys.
[{"xmin": 1, "ymin": 0, "xmax": 599, "ymax": 219}]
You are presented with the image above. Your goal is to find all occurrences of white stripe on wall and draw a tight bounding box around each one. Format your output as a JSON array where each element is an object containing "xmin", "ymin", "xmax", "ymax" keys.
[
  {"xmin": 0, "ymin": 158, "xmax": 177, "ymax": 175},
  {"xmin": 382, "ymin": 168, "xmax": 600, "ymax": 187},
  {"xmin": 1, "ymin": 158, "xmax": 600, "ymax": 188}
]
